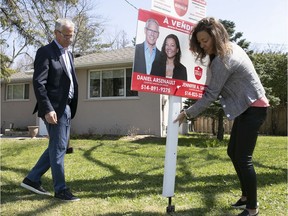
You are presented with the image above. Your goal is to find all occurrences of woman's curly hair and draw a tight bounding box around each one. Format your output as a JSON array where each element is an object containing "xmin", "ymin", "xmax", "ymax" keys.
[{"xmin": 189, "ymin": 17, "xmax": 232, "ymax": 63}]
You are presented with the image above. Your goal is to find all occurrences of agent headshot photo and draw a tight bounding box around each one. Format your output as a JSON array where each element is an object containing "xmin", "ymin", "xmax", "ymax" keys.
[
  {"xmin": 133, "ymin": 18, "xmax": 161, "ymax": 75},
  {"xmin": 150, "ymin": 34, "xmax": 187, "ymax": 81}
]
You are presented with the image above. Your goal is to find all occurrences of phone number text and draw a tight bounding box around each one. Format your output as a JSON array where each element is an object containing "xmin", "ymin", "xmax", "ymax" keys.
[{"xmin": 141, "ymin": 84, "xmax": 171, "ymax": 93}]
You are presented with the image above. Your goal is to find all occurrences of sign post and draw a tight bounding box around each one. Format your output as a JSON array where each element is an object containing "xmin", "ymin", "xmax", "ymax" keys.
[
  {"xmin": 162, "ymin": 95, "xmax": 181, "ymax": 212},
  {"xmin": 131, "ymin": 1, "xmax": 207, "ymax": 212}
]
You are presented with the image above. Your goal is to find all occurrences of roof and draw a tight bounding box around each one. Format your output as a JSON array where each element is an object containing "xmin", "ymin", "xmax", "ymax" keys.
[
  {"xmin": 1, "ymin": 70, "xmax": 33, "ymax": 83},
  {"xmin": 75, "ymin": 47, "xmax": 135, "ymax": 68},
  {"xmin": 3, "ymin": 47, "xmax": 136, "ymax": 83}
]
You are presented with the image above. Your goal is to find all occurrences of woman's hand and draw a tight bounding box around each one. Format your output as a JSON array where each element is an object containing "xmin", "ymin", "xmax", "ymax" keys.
[{"xmin": 173, "ymin": 111, "xmax": 186, "ymax": 126}]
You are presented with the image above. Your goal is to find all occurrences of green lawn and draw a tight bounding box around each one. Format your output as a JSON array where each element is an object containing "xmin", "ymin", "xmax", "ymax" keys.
[{"xmin": 1, "ymin": 134, "xmax": 287, "ymax": 216}]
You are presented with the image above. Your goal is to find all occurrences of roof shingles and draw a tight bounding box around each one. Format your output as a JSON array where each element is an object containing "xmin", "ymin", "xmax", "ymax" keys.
[
  {"xmin": 4, "ymin": 47, "xmax": 135, "ymax": 82},
  {"xmin": 75, "ymin": 47, "xmax": 135, "ymax": 68}
]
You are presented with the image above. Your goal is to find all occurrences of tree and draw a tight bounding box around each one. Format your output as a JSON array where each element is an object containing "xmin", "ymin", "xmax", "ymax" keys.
[
  {"xmin": 132, "ymin": 37, "xmax": 136, "ymax": 46},
  {"xmin": 0, "ymin": 35, "xmax": 15, "ymax": 80},
  {"xmin": 112, "ymin": 30, "xmax": 130, "ymax": 49},
  {"xmin": 0, "ymin": 0, "xmax": 107, "ymax": 75},
  {"xmin": 251, "ymin": 52, "xmax": 287, "ymax": 106},
  {"xmin": 72, "ymin": 9, "xmax": 105, "ymax": 54},
  {"xmin": 220, "ymin": 20, "xmax": 251, "ymax": 54},
  {"xmin": 0, "ymin": 52, "xmax": 15, "ymax": 81},
  {"xmin": 184, "ymin": 20, "xmax": 251, "ymax": 140}
]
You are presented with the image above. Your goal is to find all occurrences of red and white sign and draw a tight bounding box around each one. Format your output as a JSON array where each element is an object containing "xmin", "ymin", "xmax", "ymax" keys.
[
  {"xmin": 151, "ymin": 0, "xmax": 206, "ymax": 24},
  {"xmin": 136, "ymin": 8, "xmax": 195, "ymax": 34},
  {"xmin": 131, "ymin": 9, "xmax": 208, "ymax": 99},
  {"xmin": 132, "ymin": 72, "xmax": 205, "ymax": 99}
]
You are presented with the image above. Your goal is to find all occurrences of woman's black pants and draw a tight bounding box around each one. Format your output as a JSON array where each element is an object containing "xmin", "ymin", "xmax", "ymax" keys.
[{"xmin": 227, "ymin": 107, "xmax": 267, "ymax": 209}]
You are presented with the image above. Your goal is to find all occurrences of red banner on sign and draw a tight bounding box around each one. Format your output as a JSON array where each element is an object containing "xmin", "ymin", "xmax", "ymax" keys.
[
  {"xmin": 132, "ymin": 9, "xmax": 208, "ymax": 99},
  {"xmin": 131, "ymin": 72, "xmax": 205, "ymax": 99},
  {"xmin": 138, "ymin": 9, "xmax": 195, "ymax": 34}
]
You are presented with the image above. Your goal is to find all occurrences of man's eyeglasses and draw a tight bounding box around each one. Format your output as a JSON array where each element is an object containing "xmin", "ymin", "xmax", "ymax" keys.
[
  {"xmin": 146, "ymin": 28, "xmax": 159, "ymax": 35},
  {"xmin": 57, "ymin": 30, "xmax": 74, "ymax": 39}
]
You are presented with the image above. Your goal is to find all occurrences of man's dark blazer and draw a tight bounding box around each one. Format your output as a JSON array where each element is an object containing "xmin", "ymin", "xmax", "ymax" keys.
[
  {"xmin": 133, "ymin": 42, "xmax": 161, "ymax": 74},
  {"xmin": 33, "ymin": 40, "xmax": 78, "ymax": 119},
  {"xmin": 150, "ymin": 59, "xmax": 187, "ymax": 81}
]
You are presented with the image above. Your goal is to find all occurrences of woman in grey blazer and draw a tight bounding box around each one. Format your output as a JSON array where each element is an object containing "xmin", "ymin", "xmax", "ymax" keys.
[{"xmin": 174, "ymin": 17, "xmax": 269, "ymax": 216}]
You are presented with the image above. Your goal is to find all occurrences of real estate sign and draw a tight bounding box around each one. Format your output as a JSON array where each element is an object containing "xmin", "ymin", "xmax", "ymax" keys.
[
  {"xmin": 131, "ymin": 0, "xmax": 207, "ymax": 99},
  {"xmin": 151, "ymin": 0, "xmax": 206, "ymax": 22}
]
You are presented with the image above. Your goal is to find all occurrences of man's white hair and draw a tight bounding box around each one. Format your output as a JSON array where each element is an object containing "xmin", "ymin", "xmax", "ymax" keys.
[{"xmin": 55, "ymin": 18, "xmax": 75, "ymax": 31}]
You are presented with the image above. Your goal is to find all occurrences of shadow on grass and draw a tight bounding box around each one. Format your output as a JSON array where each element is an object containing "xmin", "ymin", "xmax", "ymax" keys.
[
  {"xmin": 96, "ymin": 207, "xmax": 235, "ymax": 216},
  {"xmin": 128, "ymin": 133, "xmax": 229, "ymax": 148},
  {"xmin": 71, "ymin": 133, "xmax": 229, "ymax": 149},
  {"xmin": 1, "ymin": 137, "xmax": 286, "ymax": 216}
]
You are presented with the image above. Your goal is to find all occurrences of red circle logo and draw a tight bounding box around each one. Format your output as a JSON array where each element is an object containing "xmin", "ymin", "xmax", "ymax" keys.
[{"xmin": 174, "ymin": 0, "xmax": 189, "ymax": 17}]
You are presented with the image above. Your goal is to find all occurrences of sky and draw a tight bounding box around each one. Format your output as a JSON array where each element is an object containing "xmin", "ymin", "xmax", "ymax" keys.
[{"xmin": 97, "ymin": 0, "xmax": 288, "ymax": 50}]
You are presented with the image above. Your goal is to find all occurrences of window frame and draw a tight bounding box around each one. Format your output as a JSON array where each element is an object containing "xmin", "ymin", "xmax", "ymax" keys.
[
  {"xmin": 88, "ymin": 67, "xmax": 138, "ymax": 99},
  {"xmin": 6, "ymin": 83, "xmax": 30, "ymax": 101}
]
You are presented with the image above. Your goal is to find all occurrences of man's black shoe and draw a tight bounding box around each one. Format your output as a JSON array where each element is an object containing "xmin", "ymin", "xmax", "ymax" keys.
[
  {"xmin": 20, "ymin": 177, "xmax": 51, "ymax": 195},
  {"xmin": 55, "ymin": 188, "xmax": 80, "ymax": 201},
  {"xmin": 66, "ymin": 147, "xmax": 73, "ymax": 154}
]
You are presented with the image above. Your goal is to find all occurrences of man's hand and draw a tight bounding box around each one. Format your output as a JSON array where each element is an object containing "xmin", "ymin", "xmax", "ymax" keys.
[{"xmin": 45, "ymin": 111, "xmax": 58, "ymax": 124}]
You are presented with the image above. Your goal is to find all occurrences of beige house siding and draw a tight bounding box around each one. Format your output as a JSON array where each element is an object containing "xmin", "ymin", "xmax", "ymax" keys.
[
  {"xmin": 1, "ymin": 47, "xmax": 164, "ymax": 137},
  {"xmin": 73, "ymin": 91, "xmax": 161, "ymax": 136},
  {"xmin": 1, "ymin": 72, "xmax": 37, "ymax": 130},
  {"xmin": 72, "ymin": 47, "xmax": 163, "ymax": 136},
  {"xmin": 1, "ymin": 76, "xmax": 163, "ymax": 136}
]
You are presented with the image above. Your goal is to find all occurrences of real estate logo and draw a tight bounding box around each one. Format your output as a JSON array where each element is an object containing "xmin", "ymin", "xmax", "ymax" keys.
[
  {"xmin": 174, "ymin": 0, "xmax": 188, "ymax": 17},
  {"xmin": 194, "ymin": 66, "xmax": 203, "ymax": 80}
]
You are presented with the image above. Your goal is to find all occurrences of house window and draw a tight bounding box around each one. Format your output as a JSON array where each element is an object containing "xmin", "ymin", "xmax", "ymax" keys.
[
  {"xmin": 6, "ymin": 83, "xmax": 29, "ymax": 100},
  {"xmin": 126, "ymin": 68, "xmax": 138, "ymax": 97},
  {"xmin": 89, "ymin": 68, "xmax": 138, "ymax": 98}
]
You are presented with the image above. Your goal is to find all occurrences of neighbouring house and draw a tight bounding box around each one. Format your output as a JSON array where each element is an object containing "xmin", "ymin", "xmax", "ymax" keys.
[{"xmin": 1, "ymin": 47, "xmax": 185, "ymax": 137}]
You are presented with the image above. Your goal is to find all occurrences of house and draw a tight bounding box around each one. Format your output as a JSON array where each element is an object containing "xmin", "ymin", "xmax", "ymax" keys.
[
  {"xmin": 1, "ymin": 47, "xmax": 183, "ymax": 137},
  {"xmin": 1, "ymin": 70, "xmax": 37, "ymax": 133},
  {"xmin": 2, "ymin": 47, "xmax": 286, "ymax": 137}
]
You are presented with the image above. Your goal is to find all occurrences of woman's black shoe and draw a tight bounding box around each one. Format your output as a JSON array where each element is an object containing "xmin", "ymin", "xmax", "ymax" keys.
[
  {"xmin": 231, "ymin": 198, "xmax": 247, "ymax": 209},
  {"xmin": 237, "ymin": 209, "xmax": 259, "ymax": 216}
]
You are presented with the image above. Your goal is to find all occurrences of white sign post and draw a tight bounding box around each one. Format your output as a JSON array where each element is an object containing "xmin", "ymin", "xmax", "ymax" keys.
[
  {"xmin": 162, "ymin": 95, "xmax": 181, "ymax": 212},
  {"xmin": 131, "ymin": 1, "xmax": 207, "ymax": 213}
]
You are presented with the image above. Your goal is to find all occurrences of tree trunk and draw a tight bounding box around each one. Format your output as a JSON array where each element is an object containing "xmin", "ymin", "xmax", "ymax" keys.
[
  {"xmin": 217, "ymin": 109, "xmax": 224, "ymax": 141},
  {"xmin": 212, "ymin": 118, "xmax": 216, "ymax": 135}
]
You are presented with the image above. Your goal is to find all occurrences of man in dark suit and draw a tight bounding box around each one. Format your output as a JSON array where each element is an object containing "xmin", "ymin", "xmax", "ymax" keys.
[
  {"xmin": 133, "ymin": 18, "xmax": 161, "ymax": 75},
  {"xmin": 20, "ymin": 18, "xmax": 79, "ymax": 201}
]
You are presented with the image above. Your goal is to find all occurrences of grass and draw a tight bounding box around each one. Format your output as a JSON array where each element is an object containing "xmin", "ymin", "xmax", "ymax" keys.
[{"xmin": 1, "ymin": 134, "xmax": 287, "ymax": 216}]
